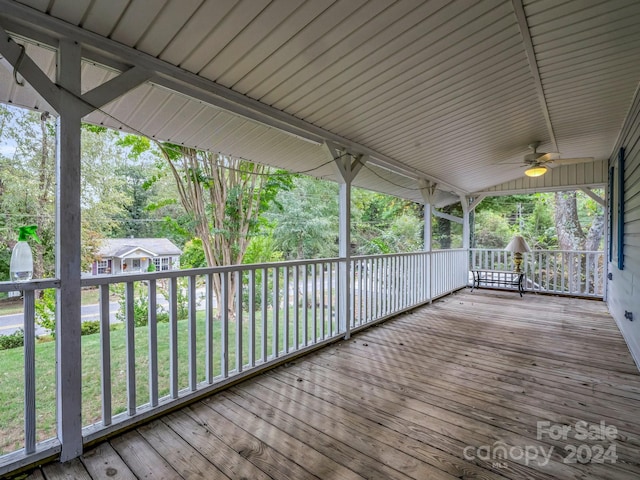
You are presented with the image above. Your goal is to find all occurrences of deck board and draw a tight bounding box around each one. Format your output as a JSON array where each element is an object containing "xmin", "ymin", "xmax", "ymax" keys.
[{"xmin": 28, "ymin": 290, "xmax": 640, "ymax": 480}]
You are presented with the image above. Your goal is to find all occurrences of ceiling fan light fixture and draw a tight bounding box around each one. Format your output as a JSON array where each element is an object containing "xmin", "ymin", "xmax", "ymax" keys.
[{"xmin": 524, "ymin": 165, "xmax": 547, "ymax": 177}]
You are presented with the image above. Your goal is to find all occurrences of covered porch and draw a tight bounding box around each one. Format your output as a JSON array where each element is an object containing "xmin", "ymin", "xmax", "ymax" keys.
[
  {"xmin": 1, "ymin": 0, "xmax": 640, "ymax": 477},
  {"xmin": 27, "ymin": 290, "xmax": 640, "ymax": 480}
]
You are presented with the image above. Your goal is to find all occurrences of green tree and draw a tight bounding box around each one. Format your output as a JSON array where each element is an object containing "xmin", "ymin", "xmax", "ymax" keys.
[
  {"xmin": 267, "ymin": 176, "xmax": 338, "ymax": 260},
  {"xmin": 0, "ymin": 107, "xmax": 56, "ymax": 279},
  {"xmin": 156, "ymin": 144, "xmax": 294, "ymax": 317},
  {"xmin": 471, "ymin": 210, "xmax": 513, "ymax": 248},
  {"xmin": 352, "ymin": 189, "xmax": 422, "ymax": 254},
  {"xmin": 180, "ymin": 237, "xmax": 207, "ymax": 269}
]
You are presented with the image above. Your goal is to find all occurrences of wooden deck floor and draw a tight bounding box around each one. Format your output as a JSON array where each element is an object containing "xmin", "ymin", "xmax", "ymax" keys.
[{"xmin": 25, "ymin": 290, "xmax": 640, "ymax": 480}]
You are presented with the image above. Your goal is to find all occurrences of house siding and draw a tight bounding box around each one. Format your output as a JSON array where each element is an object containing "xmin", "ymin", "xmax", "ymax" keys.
[{"xmin": 608, "ymin": 85, "xmax": 640, "ymax": 369}]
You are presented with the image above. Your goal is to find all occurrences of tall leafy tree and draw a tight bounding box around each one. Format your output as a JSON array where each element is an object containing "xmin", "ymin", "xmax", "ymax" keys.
[
  {"xmin": 267, "ymin": 176, "xmax": 338, "ymax": 260},
  {"xmin": 0, "ymin": 107, "xmax": 56, "ymax": 279},
  {"xmin": 158, "ymin": 144, "xmax": 294, "ymax": 317},
  {"xmin": 352, "ymin": 189, "xmax": 422, "ymax": 254}
]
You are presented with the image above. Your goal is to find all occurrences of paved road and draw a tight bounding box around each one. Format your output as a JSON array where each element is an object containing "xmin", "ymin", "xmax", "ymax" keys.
[
  {"xmin": 0, "ymin": 291, "xmax": 210, "ymax": 336},
  {"xmin": 0, "ymin": 302, "xmax": 121, "ymax": 336}
]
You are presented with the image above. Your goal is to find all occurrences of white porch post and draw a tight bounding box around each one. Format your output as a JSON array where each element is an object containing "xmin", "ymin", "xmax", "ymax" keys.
[
  {"xmin": 420, "ymin": 180, "xmax": 436, "ymax": 302},
  {"xmin": 339, "ymin": 180, "xmax": 351, "ymax": 337},
  {"xmin": 325, "ymin": 142, "xmax": 366, "ymax": 339},
  {"xmin": 461, "ymin": 196, "xmax": 471, "ymax": 288},
  {"xmin": 56, "ymin": 38, "xmax": 83, "ymax": 461},
  {"xmin": 461, "ymin": 196, "xmax": 470, "ymax": 250},
  {"xmin": 0, "ymin": 28, "xmax": 153, "ymax": 461}
]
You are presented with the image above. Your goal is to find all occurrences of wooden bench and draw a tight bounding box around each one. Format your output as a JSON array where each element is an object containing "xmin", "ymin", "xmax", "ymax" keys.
[{"xmin": 471, "ymin": 269, "xmax": 525, "ymax": 297}]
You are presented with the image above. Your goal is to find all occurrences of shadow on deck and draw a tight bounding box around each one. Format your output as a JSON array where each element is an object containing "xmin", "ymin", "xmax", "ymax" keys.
[{"xmin": 23, "ymin": 290, "xmax": 640, "ymax": 480}]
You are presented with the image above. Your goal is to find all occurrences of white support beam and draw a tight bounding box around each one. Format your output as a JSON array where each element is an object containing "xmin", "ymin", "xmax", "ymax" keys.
[
  {"xmin": 468, "ymin": 194, "xmax": 486, "ymax": 212},
  {"xmin": 419, "ymin": 180, "xmax": 437, "ymax": 252},
  {"xmin": 330, "ymin": 148, "xmax": 368, "ymax": 340},
  {"xmin": 419, "ymin": 180, "xmax": 435, "ymax": 303},
  {"xmin": 0, "ymin": 26, "xmax": 60, "ymax": 110},
  {"xmin": 80, "ymin": 66, "xmax": 152, "ymax": 116},
  {"xmin": 338, "ymin": 180, "xmax": 351, "ymax": 337},
  {"xmin": 432, "ymin": 209, "xmax": 464, "ymax": 225},
  {"xmin": 55, "ymin": 38, "xmax": 83, "ymax": 462},
  {"xmin": 460, "ymin": 196, "xmax": 470, "ymax": 251},
  {"xmin": 472, "ymin": 183, "xmax": 606, "ymax": 197},
  {"xmin": 580, "ymin": 187, "xmax": 605, "ymax": 207},
  {"xmin": 512, "ymin": 0, "xmax": 558, "ymax": 153},
  {"xmin": 0, "ymin": 1, "xmax": 468, "ymax": 196},
  {"xmin": 326, "ymin": 141, "xmax": 367, "ymax": 184}
]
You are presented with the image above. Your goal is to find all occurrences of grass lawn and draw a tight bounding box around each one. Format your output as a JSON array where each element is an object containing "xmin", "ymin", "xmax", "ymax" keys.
[{"xmin": 0, "ymin": 305, "xmax": 334, "ymax": 455}]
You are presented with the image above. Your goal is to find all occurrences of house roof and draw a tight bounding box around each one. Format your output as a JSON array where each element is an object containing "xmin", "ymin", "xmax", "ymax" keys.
[
  {"xmin": 98, "ymin": 238, "xmax": 182, "ymax": 259},
  {"xmin": 1, "ymin": 0, "xmax": 638, "ymax": 204}
]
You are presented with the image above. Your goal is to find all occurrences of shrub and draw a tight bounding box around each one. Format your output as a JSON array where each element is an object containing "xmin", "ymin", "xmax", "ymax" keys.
[
  {"xmin": 0, "ymin": 329, "xmax": 24, "ymax": 350},
  {"xmin": 35, "ymin": 289, "xmax": 57, "ymax": 336},
  {"xmin": 114, "ymin": 281, "xmax": 173, "ymax": 327},
  {"xmin": 81, "ymin": 321, "xmax": 100, "ymax": 336}
]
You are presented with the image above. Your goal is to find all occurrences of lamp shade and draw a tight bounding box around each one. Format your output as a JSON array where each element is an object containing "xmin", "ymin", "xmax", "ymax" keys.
[
  {"xmin": 505, "ymin": 235, "xmax": 531, "ymax": 253},
  {"xmin": 524, "ymin": 165, "xmax": 547, "ymax": 177}
]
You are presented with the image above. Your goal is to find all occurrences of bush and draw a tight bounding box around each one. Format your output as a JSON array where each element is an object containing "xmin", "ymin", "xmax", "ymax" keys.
[
  {"xmin": 0, "ymin": 329, "xmax": 24, "ymax": 350},
  {"xmin": 113, "ymin": 281, "xmax": 173, "ymax": 327},
  {"xmin": 81, "ymin": 321, "xmax": 100, "ymax": 336},
  {"xmin": 35, "ymin": 289, "xmax": 57, "ymax": 336}
]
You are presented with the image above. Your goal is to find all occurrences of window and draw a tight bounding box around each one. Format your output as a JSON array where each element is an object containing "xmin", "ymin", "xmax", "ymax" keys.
[
  {"xmin": 153, "ymin": 257, "xmax": 171, "ymax": 271},
  {"xmin": 97, "ymin": 260, "xmax": 109, "ymax": 274}
]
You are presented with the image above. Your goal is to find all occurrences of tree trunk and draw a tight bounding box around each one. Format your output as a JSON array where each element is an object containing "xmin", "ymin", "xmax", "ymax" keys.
[
  {"xmin": 159, "ymin": 146, "xmax": 277, "ymax": 320},
  {"xmin": 554, "ymin": 192, "xmax": 585, "ymax": 250}
]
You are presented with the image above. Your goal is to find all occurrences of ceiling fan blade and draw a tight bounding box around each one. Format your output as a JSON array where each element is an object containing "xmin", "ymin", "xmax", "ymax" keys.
[
  {"xmin": 547, "ymin": 157, "xmax": 594, "ymax": 167},
  {"xmin": 537, "ymin": 152, "xmax": 556, "ymax": 163}
]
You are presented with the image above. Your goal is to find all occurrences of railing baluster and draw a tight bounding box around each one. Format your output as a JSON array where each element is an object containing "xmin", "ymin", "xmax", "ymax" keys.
[
  {"xmin": 397, "ymin": 256, "xmax": 401, "ymax": 310},
  {"xmin": 391, "ymin": 256, "xmax": 397, "ymax": 312},
  {"xmin": 99, "ymin": 284, "xmax": 111, "ymax": 426},
  {"xmin": 249, "ymin": 269, "xmax": 256, "ymax": 368},
  {"xmin": 385, "ymin": 256, "xmax": 390, "ymax": 313},
  {"xmin": 169, "ymin": 277, "xmax": 178, "ymax": 399},
  {"xmin": 221, "ymin": 272, "xmax": 229, "ymax": 378},
  {"xmin": 188, "ymin": 276, "xmax": 197, "ymax": 390},
  {"xmin": 373, "ymin": 258, "xmax": 379, "ymax": 319},
  {"xmin": 320, "ymin": 263, "xmax": 325, "ymax": 340},
  {"xmin": 303, "ymin": 265, "xmax": 308, "ymax": 346},
  {"xmin": 367, "ymin": 258, "xmax": 372, "ymax": 321},
  {"xmin": 351, "ymin": 260, "xmax": 356, "ymax": 328},
  {"xmin": 561, "ymin": 252, "xmax": 566, "ymax": 293},
  {"xmin": 23, "ymin": 289, "xmax": 36, "ymax": 454},
  {"xmin": 328, "ymin": 263, "xmax": 333, "ymax": 335},
  {"xmin": 272, "ymin": 267, "xmax": 279, "ymax": 358},
  {"xmin": 125, "ymin": 282, "xmax": 136, "ymax": 415},
  {"xmin": 148, "ymin": 279, "xmax": 158, "ymax": 407},
  {"xmin": 261, "ymin": 268, "xmax": 268, "ymax": 363},
  {"xmin": 236, "ymin": 271, "xmax": 243, "ymax": 373},
  {"xmin": 312, "ymin": 264, "xmax": 317, "ymax": 343},
  {"xmin": 587, "ymin": 252, "xmax": 592, "ymax": 296},
  {"xmin": 293, "ymin": 266, "xmax": 299, "ymax": 350},
  {"xmin": 205, "ymin": 273, "xmax": 214, "ymax": 383},
  {"xmin": 283, "ymin": 266, "xmax": 289, "ymax": 353}
]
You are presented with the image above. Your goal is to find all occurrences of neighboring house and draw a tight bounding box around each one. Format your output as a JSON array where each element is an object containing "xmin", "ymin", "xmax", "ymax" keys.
[{"xmin": 91, "ymin": 238, "xmax": 182, "ymax": 275}]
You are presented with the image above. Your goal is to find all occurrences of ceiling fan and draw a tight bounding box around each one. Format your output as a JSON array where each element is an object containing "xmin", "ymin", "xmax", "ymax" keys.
[{"xmin": 513, "ymin": 141, "xmax": 594, "ymax": 177}]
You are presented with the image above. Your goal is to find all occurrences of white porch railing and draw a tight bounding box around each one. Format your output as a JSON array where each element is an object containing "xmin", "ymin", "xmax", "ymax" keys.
[
  {"xmin": 469, "ymin": 249, "xmax": 605, "ymax": 298},
  {"xmin": 0, "ymin": 249, "xmax": 468, "ymax": 474}
]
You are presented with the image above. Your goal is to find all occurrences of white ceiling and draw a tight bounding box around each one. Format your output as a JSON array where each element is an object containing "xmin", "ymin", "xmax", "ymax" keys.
[{"xmin": 1, "ymin": 0, "xmax": 639, "ymax": 204}]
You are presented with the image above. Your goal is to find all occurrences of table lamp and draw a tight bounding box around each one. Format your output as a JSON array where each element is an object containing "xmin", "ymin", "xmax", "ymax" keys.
[{"xmin": 505, "ymin": 235, "xmax": 531, "ymax": 273}]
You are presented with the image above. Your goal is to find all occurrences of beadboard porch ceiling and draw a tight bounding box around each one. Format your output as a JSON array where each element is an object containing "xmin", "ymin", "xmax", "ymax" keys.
[{"xmin": 0, "ymin": 0, "xmax": 639, "ymax": 204}]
